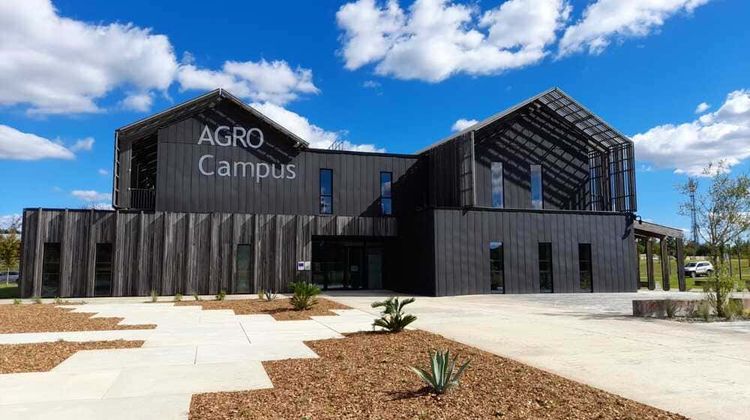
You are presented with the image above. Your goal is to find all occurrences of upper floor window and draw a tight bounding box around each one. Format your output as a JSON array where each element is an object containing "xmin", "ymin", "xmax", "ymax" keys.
[
  {"xmin": 319, "ymin": 169, "xmax": 333, "ymax": 214},
  {"xmin": 380, "ymin": 171, "xmax": 393, "ymax": 215},
  {"xmin": 491, "ymin": 162, "xmax": 504, "ymax": 208},
  {"xmin": 530, "ymin": 164, "xmax": 543, "ymax": 209}
]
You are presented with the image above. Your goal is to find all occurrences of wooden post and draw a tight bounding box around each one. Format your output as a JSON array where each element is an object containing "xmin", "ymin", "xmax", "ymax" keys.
[
  {"xmin": 676, "ymin": 238, "xmax": 686, "ymax": 291},
  {"xmin": 646, "ymin": 238, "xmax": 655, "ymax": 290},
  {"xmin": 660, "ymin": 238, "xmax": 670, "ymax": 291},
  {"xmin": 738, "ymin": 247, "xmax": 743, "ymax": 281},
  {"xmin": 636, "ymin": 237, "xmax": 642, "ymax": 289}
]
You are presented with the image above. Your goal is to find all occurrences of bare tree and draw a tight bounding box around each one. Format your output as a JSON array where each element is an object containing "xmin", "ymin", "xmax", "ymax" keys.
[
  {"xmin": 0, "ymin": 216, "xmax": 21, "ymax": 285},
  {"xmin": 678, "ymin": 161, "xmax": 750, "ymax": 317}
]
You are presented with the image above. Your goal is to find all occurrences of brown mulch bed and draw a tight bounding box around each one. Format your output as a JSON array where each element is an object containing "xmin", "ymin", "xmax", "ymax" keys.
[
  {"xmin": 190, "ymin": 330, "xmax": 685, "ymax": 420},
  {"xmin": 0, "ymin": 305, "xmax": 156, "ymax": 333},
  {"xmin": 176, "ymin": 297, "xmax": 350, "ymax": 320},
  {"xmin": 0, "ymin": 340, "xmax": 144, "ymax": 373}
]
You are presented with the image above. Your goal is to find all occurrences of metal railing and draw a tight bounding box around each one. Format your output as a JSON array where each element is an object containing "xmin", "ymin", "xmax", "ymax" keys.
[{"xmin": 129, "ymin": 188, "xmax": 155, "ymax": 210}]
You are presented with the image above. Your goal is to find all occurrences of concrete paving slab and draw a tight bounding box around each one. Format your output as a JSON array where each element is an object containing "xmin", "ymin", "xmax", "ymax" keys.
[
  {"xmin": 195, "ymin": 341, "xmax": 318, "ymax": 363},
  {"xmin": 0, "ymin": 394, "xmax": 191, "ymax": 420},
  {"xmin": 103, "ymin": 362, "xmax": 272, "ymax": 398},
  {"xmin": 53, "ymin": 346, "xmax": 197, "ymax": 372},
  {"xmin": 0, "ymin": 371, "xmax": 121, "ymax": 405}
]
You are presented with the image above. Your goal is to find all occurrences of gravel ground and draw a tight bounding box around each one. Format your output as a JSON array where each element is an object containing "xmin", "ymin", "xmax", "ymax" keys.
[
  {"xmin": 0, "ymin": 305, "xmax": 156, "ymax": 333},
  {"xmin": 190, "ymin": 330, "xmax": 685, "ymax": 420},
  {"xmin": 177, "ymin": 297, "xmax": 350, "ymax": 320},
  {"xmin": 0, "ymin": 340, "xmax": 144, "ymax": 373}
]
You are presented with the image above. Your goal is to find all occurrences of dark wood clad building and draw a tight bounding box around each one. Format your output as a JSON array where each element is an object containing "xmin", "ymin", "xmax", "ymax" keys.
[{"xmin": 20, "ymin": 88, "xmax": 679, "ymax": 298}]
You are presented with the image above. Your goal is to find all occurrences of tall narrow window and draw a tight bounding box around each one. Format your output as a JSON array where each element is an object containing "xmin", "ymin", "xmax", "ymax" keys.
[
  {"xmin": 491, "ymin": 162, "xmax": 504, "ymax": 208},
  {"xmin": 380, "ymin": 171, "xmax": 393, "ymax": 215},
  {"xmin": 530, "ymin": 164, "xmax": 543, "ymax": 209},
  {"xmin": 538, "ymin": 242, "xmax": 553, "ymax": 293},
  {"xmin": 94, "ymin": 243, "xmax": 113, "ymax": 297},
  {"xmin": 578, "ymin": 243, "xmax": 593, "ymax": 292},
  {"xmin": 235, "ymin": 244, "xmax": 252, "ymax": 294},
  {"xmin": 319, "ymin": 168, "xmax": 333, "ymax": 214},
  {"xmin": 490, "ymin": 241, "xmax": 504, "ymax": 293},
  {"xmin": 41, "ymin": 243, "xmax": 61, "ymax": 298}
]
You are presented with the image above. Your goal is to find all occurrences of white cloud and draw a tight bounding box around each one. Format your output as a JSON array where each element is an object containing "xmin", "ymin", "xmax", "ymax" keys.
[
  {"xmin": 121, "ymin": 92, "xmax": 154, "ymax": 112},
  {"xmin": 363, "ymin": 80, "xmax": 381, "ymax": 88},
  {"xmin": 694, "ymin": 102, "xmax": 710, "ymax": 114},
  {"xmin": 87, "ymin": 202, "xmax": 113, "ymax": 210},
  {"xmin": 98, "ymin": 168, "xmax": 109, "ymax": 176},
  {"xmin": 558, "ymin": 0, "xmax": 710, "ymax": 56},
  {"xmin": 451, "ymin": 118, "xmax": 478, "ymax": 132},
  {"xmin": 71, "ymin": 190, "xmax": 111, "ymax": 202},
  {"xmin": 633, "ymin": 89, "xmax": 750, "ymax": 176},
  {"xmin": 177, "ymin": 59, "xmax": 319, "ymax": 106},
  {"xmin": 336, "ymin": 0, "xmax": 570, "ymax": 82},
  {"xmin": 0, "ymin": 0, "xmax": 178, "ymax": 114},
  {"xmin": 0, "ymin": 124, "xmax": 75, "ymax": 160},
  {"xmin": 0, "ymin": 214, "xmax": 21, "ymax": 230},
  {"xmin": 251, "ymin": 102, "xmax": 384, "ymax": 152},
  {"xmin": 70, "ymin": 137, "xmax": 94, "ymax": 152}
]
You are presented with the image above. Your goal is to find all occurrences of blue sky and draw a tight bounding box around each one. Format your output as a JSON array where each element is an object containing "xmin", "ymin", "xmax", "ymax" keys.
[{"xmin": 1, "ymin": 0, "xmax": 749, "ymax": 234}]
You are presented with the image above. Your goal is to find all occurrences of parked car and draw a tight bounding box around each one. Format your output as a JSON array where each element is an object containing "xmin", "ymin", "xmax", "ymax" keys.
[
  {"xmin": 2, "ymin": 271, "xmax": 19, "ymax": 282},
  {"xmin": 684, "ymin": 261, "xmax": 713, "ymax": 278}
]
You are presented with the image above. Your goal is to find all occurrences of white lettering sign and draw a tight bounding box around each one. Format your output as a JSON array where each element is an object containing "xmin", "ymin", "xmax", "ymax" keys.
[{"xmin": 196, "ymin": 125, "xmax": 296, "ymax": 183}]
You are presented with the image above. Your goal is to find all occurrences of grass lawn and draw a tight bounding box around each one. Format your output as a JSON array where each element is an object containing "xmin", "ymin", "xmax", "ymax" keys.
[
  {"xmin": 0, "ymin": 282, "xmax": 19, "ymax": 299},
  {"xmin": 639, "ymin": 256, "xmax": 750, "ymax": 291},
  {"xmin": 190, "ymin": 330, "xmax": 685, "ymax": 419}
]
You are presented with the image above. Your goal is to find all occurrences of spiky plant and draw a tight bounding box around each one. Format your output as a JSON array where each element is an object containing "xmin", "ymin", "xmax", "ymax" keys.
[
  {"xmin": 174, "ymin": 293, "xmax": 183, "ymax": 302},
  {"xmin": 150, "ymin": 289, "xmax": 158, "ymax": 303},
  {"xmin": 410, "ymin": 350, "xmax": 470, "ymax": 394},
  {"xmin": 289, "ymin": 281, "xmax": 320, "ymax": 310},
  {"xmin": 371, "ymin": 297, "xmax": 417, "ymax": 332},
  {"xmin": 264, "ymin": 289, "xmax": 278, "ymax": 301},
  {"xmin": 257, "ymin": 289, "xmax": 265, "ymax": 300},
  {"xmin": 216, "ymin": 289, "xmax": 226, "ymax": 301}
]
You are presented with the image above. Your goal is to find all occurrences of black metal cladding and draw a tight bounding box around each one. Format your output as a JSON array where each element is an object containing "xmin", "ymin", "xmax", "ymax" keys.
[{"xmin": 21, "ymin": 88, "xmax": 642, "ymax": 298}]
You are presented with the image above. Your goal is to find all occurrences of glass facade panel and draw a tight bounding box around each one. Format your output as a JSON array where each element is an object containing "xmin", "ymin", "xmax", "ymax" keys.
[
  {"xmin": 531, "ymin": 164, "xmax": 543, "ymax": 209},
  {"xmin": 490, "ymin": 241, "xmax": 504, "ymax": 293},
  {"xmin": 319, "ymin": 169, "xmax": 333, "ymax": 214},
  {"xmin": 579, "ymin": 243, "xmax": 593, "ymax": 292},
  {"xmin": 94, "ymin": 243, "xmax": 113, "ymax": 297},
  {"xmin": 380, "ymin": 171, "xmax": 393, "ymax": 215},
  {"xmin": 41, "ymin": 243, "xmax": 61, "ymax": 298},
  {"xmin": 235, "ymin": 244, "xmax": 252, "ymax": 293},
  {"xmin": 538, "ymin": 242, "xmax": 553, "ymax": 293},
  {"xmin": 491, "ymin": 162, "xmax": 504, "ymax": 208}
]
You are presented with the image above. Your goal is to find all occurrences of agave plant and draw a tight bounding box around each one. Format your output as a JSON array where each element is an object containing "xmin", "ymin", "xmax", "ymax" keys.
[
  {"xmin": 289, "ymin": 281, "xmax": 320, "ymax": 310},
  {"xmin": 371, "ymin": 297, "xmax": 417, "ymax": 332},
  {"xmin": 410, "ymin": 350, "xmax": 470, "ymax": 394},
  {"xmin": 264, "ymin": 289, "xmax": 278, "ymax": 301}
]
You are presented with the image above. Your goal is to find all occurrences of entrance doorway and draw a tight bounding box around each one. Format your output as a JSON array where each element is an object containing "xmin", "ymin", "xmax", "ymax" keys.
[{"xmin": 311, "ymin": 237, "xmax": 385, "ymax": 290}]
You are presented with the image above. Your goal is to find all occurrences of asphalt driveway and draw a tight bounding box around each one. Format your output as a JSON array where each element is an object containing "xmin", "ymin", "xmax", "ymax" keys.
[{"xmin": 326, "ymin": 290, "xmax": 750, "ymax": 420}]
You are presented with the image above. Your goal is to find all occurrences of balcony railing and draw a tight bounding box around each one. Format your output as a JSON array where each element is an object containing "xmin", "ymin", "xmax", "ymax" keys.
[{"xmin": 129, "ymin": 188, "xmax": 155, "ymax": 210}]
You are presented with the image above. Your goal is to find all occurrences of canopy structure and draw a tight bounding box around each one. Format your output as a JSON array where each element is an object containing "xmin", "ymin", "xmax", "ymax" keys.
[{"xmin": 634, "ymin": 220, "xmax": 686, "ymax": 292}]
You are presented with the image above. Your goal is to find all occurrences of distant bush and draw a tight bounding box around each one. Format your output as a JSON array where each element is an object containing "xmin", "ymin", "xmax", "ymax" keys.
[
  {"xmin": 664, "ymin": 299, "xmax": 678, "ymax": 318},
  {"xmin": 13, "ymin": 298, "xmax": 21, "ymax": 305},
  {"xmin": 150, "ymin": 289, "xmax": 159, "ymax": 303},
  {"xmin": 192, "ymin": 292, "xmax": 201, "ymax": 301},
  {"xmin": 215, "ymin": 290, "xmax": 226, "ymax": 301},
  {"xmin": 410, "ymin": 349, "xmax": 470, "ymax": 394},
  {"xmin": 174, "ymin": 293, "xmax": 182, "ymax": 302},
  {"xmin": 32, "ymin": 296, "xmax": 41, "ymax": 304},
  {"xmin": 289, "ymin": 281, "xmax": 320, "ymax": 310},
  {"xmin": 696, "ymin": 300, "xmax": 711, "ymax": 321},
  {"xmin": 257, "ymin": 289, "xmax": 265, "ymax": 300},
  {"xmin": 371, "ymin": 297, "xmax": 417, "ymax": 332}
]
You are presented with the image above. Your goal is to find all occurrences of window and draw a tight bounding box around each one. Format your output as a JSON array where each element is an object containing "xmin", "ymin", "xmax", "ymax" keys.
[
  {"xmin": 94, "ymin": 243, "xmax": 113, "ymax": 297},
  {"xmin": 380, "ymin": 171, "xmax": 393, "ymax": 215},
  {"xmin": 490, "ymin": 242, "xmax": 504, "ymax": 293},
  {"xmin": 235, "ymin": 244, "xmax": 252, "ymax": 293},
  {"xmin": 530, "ymin": 164, "xmax": 543, "ymax": 209},
  {"xmin": 41, "ymin": 243, "xmax": 61, "ymax": 298},
  {"xmin": 319, "ymin": 169, "xmax": 333, "ymax": 214},
  {"xmin": 538, "ymin": 242, "xmax": 553, "ymax": 293},
  {"xmin": 491, "ymin": 162, "xmax": 504, "ymax": 208},
  {"xmin": 578, "ymin": 243, "xmax": 593, "ymax": 292}
]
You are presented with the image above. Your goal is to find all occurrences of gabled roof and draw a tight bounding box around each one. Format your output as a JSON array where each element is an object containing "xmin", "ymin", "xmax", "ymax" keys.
[
  {"xmin": 116, "ymin": 88, "xmax": 309, "ymax": 148},
  {"xmin": 416, "ymin": 87, "xmax": 633, "ymax": 154}
]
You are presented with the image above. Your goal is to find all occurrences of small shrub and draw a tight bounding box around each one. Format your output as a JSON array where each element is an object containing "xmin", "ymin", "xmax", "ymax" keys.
[
  {"xmin": 32, "ymin": 296, "xmax": 42, "ymax": 304},
  {"xmin": 664, "ymin": 299, "xmax": 678, "ymax": 318},
  {"xmin": 725, "ymin": 299, "xmax": 744, "ymax": 320},
  {"xmin": 192, "ymin": 292, "xmax": 201, "ymax": 301},
  {"xmin": 264, "ymin": 289, "xmax": 278, "ymax": 301},
  {"xmin": 216, "ymin": 290, "xmax": 226, "ymax": 301},
  {"xmin": 372, "ymin": 297, "xmax": 417, "ymax": 332},
  {"xmin": 54, "ymin": 297, "xmax": 62, "ymax": 305},
  {"xmin": 174, "ymin": 293, "xmax": 183, "ymax": 302},
  {"xmin": 257, "ymin": 289, "xmax": 265, "ymax": 300},
  {"xmin": 13, "ymin": 298, "xmax": 21, "ymax": 305},
  {"xmin": 150, "ymin": 289, "xmax": 159, "ymax": 303},
  {"xmin": 410, "ymin": 349, "xmax": 470, "ymax": 394},
  {"xmin": 289, "ymin": 281, "xmax": 320, "ymax": 310},
  {"xmin": 696, "ymin": 300, "xmax": 711, "ymax": 321}
]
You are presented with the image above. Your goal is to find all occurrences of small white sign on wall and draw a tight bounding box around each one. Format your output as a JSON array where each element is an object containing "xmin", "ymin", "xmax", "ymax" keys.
[{"xmin": 297, "ymin": 261, "xmax": 311, "ymax": 271}]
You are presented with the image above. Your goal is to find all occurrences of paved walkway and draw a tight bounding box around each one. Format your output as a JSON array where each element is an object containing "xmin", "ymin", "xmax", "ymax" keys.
[
  {"xmin": 326, "ymin": 291, "xmax": 750, "ymax": 420},
  {"xmin": 0, "ymin": 302, "xmax": 375, "ymax": 420}
]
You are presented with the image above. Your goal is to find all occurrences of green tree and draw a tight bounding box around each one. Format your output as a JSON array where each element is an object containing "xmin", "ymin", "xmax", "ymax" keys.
[
  {"xmin": 678, "ymin": 161, "xmax": 750, "ymax": 317},
  {"xmin": 0, "ymin": 216, "xmax": 21, "ymax": 285}
]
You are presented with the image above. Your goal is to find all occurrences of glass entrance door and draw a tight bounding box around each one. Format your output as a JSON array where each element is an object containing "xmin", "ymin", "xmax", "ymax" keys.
[
  {"xmin": 367, "ymin": 247, "xmax": 383, "ymax": 290},
  {"xmin": 312, "ymin": 237, "xmax": 385, "ymax": 291}
]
